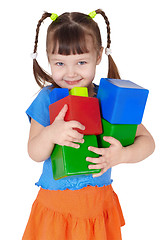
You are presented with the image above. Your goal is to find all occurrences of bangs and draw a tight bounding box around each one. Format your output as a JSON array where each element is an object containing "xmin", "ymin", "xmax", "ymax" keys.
[{"xmin": 50, "ymin": 25, "xmax": 90, "ymax": 55}]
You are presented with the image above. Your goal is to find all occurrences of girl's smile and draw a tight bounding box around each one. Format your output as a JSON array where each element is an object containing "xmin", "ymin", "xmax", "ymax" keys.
[{"xmin": 64, "ymin": 79, "xmax": 83, "ymax": 85}]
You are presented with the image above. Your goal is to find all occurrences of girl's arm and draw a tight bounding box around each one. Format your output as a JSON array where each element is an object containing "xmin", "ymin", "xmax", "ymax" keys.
[
  {"xmin": 28, "ymin": 104, "xmax": 85, "ymax": 162},
  {"xmin": 27, "ymin": 119, "xmax": 54, "ymax": 162},
  {"xmin": 86, "ymin": 124, "xmax": 155, "ymax": 177},
  {"xmin": 121, "ymin": 124, "xmax": 155, "ymax": 164}
]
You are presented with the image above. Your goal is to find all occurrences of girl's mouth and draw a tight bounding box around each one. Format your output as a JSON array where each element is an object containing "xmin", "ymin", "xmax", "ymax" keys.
[{"xmin": 64, "ymin": 79, "xmax": 82, "ymax": 85}]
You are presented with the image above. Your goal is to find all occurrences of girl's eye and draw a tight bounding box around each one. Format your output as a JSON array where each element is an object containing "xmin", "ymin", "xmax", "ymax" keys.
[
  {"xmin": 56, "ymin": 62, "xmax": 64, "ymax": 66},
  {"xmin": 78, "ymin": 61, "xmax": 86, "ymax": 65}
]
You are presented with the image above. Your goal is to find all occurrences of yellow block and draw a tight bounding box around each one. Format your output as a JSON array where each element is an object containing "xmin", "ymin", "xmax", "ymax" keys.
[{"xmin": 69, "ymin": 87, "xmax": 88, "ymax": 97}]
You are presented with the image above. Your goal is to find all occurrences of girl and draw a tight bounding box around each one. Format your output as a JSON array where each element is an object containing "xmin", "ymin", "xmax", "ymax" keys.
[{"xmin": 23, "ymin": 9, "xmax": 155, "ymax": 240}]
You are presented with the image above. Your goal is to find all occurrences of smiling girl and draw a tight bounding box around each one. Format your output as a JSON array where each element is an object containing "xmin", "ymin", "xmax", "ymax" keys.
[{"xmin": 23, "ymin": 10, "xmax": 155, "ymax": 240}]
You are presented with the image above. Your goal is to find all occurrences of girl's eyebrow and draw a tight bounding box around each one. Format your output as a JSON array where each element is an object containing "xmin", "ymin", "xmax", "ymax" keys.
[
  {"xmin": 49, "ymin": 54, "xmax": 91, "ymax": 61},
  {"xmin": 49, "ymin": 57, "xmax": 63, "ymax": 61},
  {"xmin": 76, "ymin": 54, "xmax": 91, "ymax": 60}
]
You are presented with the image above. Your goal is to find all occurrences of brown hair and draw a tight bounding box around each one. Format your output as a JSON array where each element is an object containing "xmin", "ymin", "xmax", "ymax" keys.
[{"xmin": 32, "ymin": 9, "xmax": 120, "ymax": 88}]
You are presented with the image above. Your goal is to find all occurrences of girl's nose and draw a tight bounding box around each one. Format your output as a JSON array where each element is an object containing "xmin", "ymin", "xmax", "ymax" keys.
[{"xmin": 66, "ymin": 66, "xmax": 77, "ymax": 79}]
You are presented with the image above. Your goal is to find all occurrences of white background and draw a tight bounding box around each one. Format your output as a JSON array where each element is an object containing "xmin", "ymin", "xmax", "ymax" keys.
[{"xmin": 0, "ymin": 0, "xmax": 164, "ymax": 239}]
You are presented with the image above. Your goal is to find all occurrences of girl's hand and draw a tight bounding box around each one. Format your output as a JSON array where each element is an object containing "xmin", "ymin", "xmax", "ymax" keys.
[
  {"xmin": 49, "ymin": 104, "xmax": 85, "ymax": 148},
  {"xmin": 86, "ymin": 136, "xmax": 125, "ymax": 177}
]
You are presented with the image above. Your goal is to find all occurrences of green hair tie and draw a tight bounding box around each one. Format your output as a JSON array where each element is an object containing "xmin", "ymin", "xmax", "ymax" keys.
[
  {"xmin": 50, "ymin": 13, "xmax": 58, "ymax": 21},
  {"xmin": 88, "ymin": 11, "xmax": 97, "ymax": 19}
]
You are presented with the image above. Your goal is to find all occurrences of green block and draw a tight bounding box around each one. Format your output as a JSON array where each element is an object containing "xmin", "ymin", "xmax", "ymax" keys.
[
  {"xmin": 51, "ymin": 135, "xmax": 101, "ymax": 180},
  {"xmin": 69, "ymin": 87, "xmax": 88, "ymax": 97},
  {"xmin": 97, "ymin": 118, "xmax": 137, "ymax": 148}
]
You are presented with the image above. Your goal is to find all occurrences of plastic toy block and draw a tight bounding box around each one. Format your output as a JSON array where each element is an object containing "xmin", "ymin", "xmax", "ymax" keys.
[
  {"xmin": 49, "ymin": 95, "xmax": 102, "ymax": 135},
  {"xmin": 49, "ymin": 88, "xmax": 69, "ymax": 104},
  {"xmin": 97, "ymin": 118, "xmax": 137, "ymax": 148},
  {"xmin": 97, "ymin": 78, "xmax": 149, "ymax": 124},
  {"xmin": 69, "ymin": 87, "xmax": 88, "ymax": 97},
  {"xmin": 51, "ymin": 135, "xmax": 101, "ymax": 180}
]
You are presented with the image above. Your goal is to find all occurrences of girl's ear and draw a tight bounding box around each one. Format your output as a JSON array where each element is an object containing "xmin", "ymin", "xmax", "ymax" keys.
[{"xmin": 96, "ymin": 47, "xmax": 104, "ymax": 65}]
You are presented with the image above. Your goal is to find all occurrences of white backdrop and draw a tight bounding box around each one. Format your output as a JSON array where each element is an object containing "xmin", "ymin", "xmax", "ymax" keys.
[{"xmin": 0, "ymin": 0, "xmax": 164, "ymax": 239}]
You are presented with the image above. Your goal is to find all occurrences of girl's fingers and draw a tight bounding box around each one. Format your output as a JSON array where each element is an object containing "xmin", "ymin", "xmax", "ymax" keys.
[
  {"xmin": 86, "ymin": 156, "xmax": 104, "ymax": 164},
  {"xmin": 67, "ymin": 135, "xmax": 84, "ymax": 144},
  {"xmin": 69, "ymin": 129, "xmax": 84, "ymax": 140},
  {"xmin": 55, "ymin": 104, "xmax": 68, "ymax": 121},
  {"xmin": 88, "ymin": 146, "xmax": 105, "ymax": 155},
  {"xmin": 68, "ymin": 120, "xmax": 85, "ymax": 131},
  {"xmin": 103, "ymin": 136, "xmax": 121, "ymax": 146},
  {"xmin": 88, "ymin": 162, "xmax": 107, "ymax": 170},
  {"xmin": 64, "ymin": 141, "xmax": 80, "ymax": 149},
  {"xmin": 92, "ymin": 168, "xmax": 107, "ymax": 178}
]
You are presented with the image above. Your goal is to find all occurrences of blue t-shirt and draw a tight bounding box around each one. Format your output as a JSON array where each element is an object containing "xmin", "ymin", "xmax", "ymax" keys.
[{"xmin": 26, "ymin": 85, "xmax": 113, "ymax": 190}]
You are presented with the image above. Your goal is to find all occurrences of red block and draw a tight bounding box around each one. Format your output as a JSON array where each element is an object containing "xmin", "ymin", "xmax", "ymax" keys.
[{"xmin": 49, "ymin": 95, "xmax": 102, "ymax": 135}]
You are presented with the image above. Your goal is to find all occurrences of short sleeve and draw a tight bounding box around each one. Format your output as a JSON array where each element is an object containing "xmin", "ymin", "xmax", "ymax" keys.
[{"xmin": 26, "ymin": 87, "xmax": 51, "ymax": 127}]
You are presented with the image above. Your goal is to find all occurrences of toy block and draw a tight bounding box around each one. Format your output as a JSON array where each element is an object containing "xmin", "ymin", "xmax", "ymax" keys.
[
  {"xmin": 49, "ymin": 88, "xmax": 69, "ymax": 104},
  {"xmin": 97, "ymin": 118, "xmax": 137, "ymax": 148},
  {"xmin": 69, "ymin": 87, "xmax": 88, "ymax": 97},
  {"xmin": 51, "ymin": 135, "xmax": 101, "ymax": 180},
  {"xmin": 97, "ymin": 78, "xmax": 149, "ymax": 124},
  {"xmin": 49, "ymin": 95, "xmax": 102, "ymax": 135}
]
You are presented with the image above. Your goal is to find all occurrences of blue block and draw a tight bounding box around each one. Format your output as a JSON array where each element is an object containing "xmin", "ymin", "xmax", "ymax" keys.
[
  {"xmin": 49, "ymin": 88, "xmax": 69, "ymax": 104},
  {"xmin": 97, "ymin": 78, "xmax": 149, "ymax": 124}
]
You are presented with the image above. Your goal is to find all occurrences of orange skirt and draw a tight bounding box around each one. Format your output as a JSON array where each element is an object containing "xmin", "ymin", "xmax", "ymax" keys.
[{"xmin": 22, "ymin": 185, "xmax": 125, "ymax": 240}]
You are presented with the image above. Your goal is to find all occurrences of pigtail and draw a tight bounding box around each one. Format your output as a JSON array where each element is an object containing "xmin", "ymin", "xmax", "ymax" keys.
[
  {"xmin": 32, "ymin": 12, "xmax": 58, "ymax": 88},
  {"xmin": 95, "ymin": 9, "xmax": 121, "ymax": 79}
]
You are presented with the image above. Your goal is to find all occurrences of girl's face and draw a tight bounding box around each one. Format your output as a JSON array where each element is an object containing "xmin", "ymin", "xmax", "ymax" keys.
[{"xmin": 48, "ymin": 37, "xmax": 103, "ymax": 90}]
